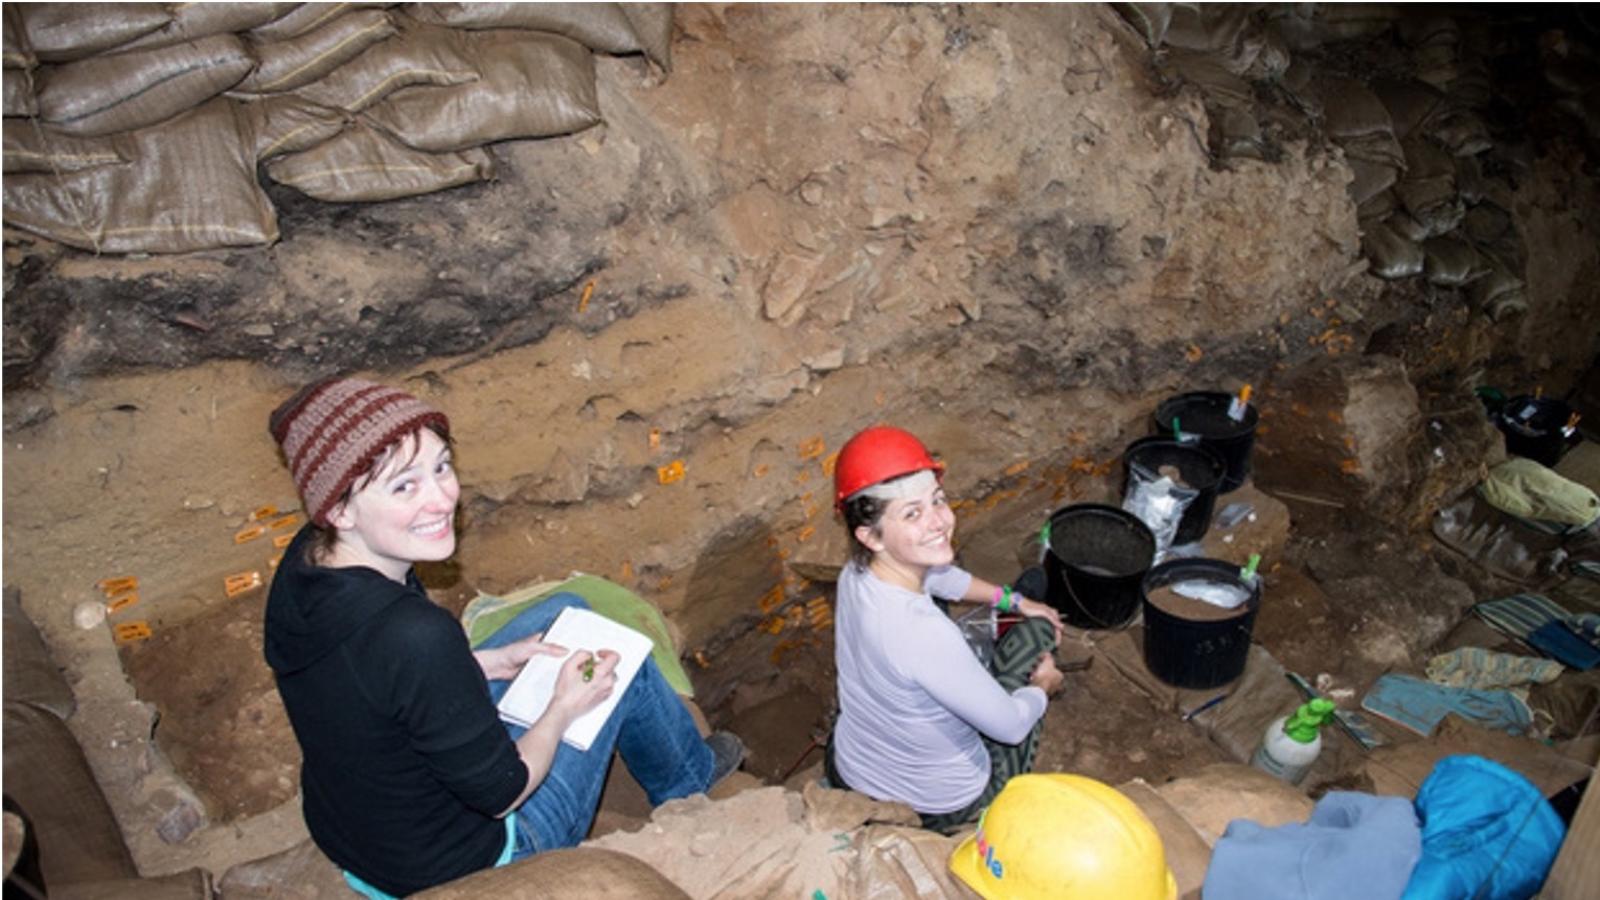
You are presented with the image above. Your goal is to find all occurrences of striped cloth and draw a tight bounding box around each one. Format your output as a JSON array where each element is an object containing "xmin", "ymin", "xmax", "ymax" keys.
[
  {"xmin": 1425, "ymin": 647, "xmax": 1563, "ymax": 690},
  {"xmin": 1473, "ymin": 593, "xmax": 1575, "ymax": 643}
]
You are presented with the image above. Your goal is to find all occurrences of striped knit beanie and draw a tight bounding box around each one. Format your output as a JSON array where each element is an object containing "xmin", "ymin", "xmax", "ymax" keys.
[{"xmin": 268, "ymin": 377, "xmax": 450, "ymax": 527}]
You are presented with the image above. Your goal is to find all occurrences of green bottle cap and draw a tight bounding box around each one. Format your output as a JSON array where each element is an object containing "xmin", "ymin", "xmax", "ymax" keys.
[{"xmin": 1284, "ymin": 698, "xmax": 1336, "ymax": 743}]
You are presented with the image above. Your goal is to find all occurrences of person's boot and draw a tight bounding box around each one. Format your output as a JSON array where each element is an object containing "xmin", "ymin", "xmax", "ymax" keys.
[{"xmin": 706, "ymin": 731, "xmax": 746, "ymax": 787}]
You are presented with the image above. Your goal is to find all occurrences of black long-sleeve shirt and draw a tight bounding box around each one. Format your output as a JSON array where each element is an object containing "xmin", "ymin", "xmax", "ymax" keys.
[{"xmin": 264, "ymin": 526, "xmax": 527, "ymax": 895}]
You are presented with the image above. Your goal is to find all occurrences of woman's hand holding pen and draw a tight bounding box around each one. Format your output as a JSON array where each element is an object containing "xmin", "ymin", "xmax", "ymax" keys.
[{"xmin": 551, "ymin": 649, "xmax": 620, "ymax": 720}]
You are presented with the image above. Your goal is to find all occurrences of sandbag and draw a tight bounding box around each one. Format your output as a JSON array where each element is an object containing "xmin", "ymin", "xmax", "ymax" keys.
[
  {"xmin": 2, "ymin": 5, "xmax": 36, "ymax": 69},
  {"xmin": 1347, "ymin": 158, "xmax": 1398, "ymax": 206},
  {"xmin": 264, "ymin": 121, "xmax": 493, "ymax": 202},
  {"xmin": 2, "ymin": 701, "xmax": 138, "ymax": 886},
  {"xmin": 1374, "ymin": 77, "xmax": 1447, "ymax": 139},
  {"xmin": 1156, "ymin": 763, "xmax": 1316, "ymax": 846},
  {"xmin": 3, "ymin": 98, "xmax": 278, "ymax": 253},
  {"xmin": 115, "ymin": 3, "xmax": 300, "ymax": 52},
  {"xmin": 291, "ymin": 21, "xmax": 478, "ymax": 112},
  {"xmin": 1422, "ymin": 235, "xmax": 1485, "ymax": 287},
  {"xmin": 413, "ymin": 847, "xmax": 690, "ymax": 899},
  {"xmin": 235, "ymin": 9, "xmax": 397, "ymax": 94},
  {"xmin": 1462, "ymin": 200, "xmax": 1513, "ymax": 246},
  {"xmin": 1362, "ymin": 219, "xmax": 1425, "ymax": 280},
  {"xmin": 1165, "ymin": 49, "xmax": 1254, "ymax": 109},
  {"xmin": 1338, "ymin": 129, "xmax": 1405, "ymax": 169},
  {"xmin": 1395, "ymin": 174, "xmax": 1463, "ymax": 235},
  {"xmin": 4, "ymin": 122, "xmax": 131, "ymax": 174},
  {"xmin": 3, "ymin": 65, "xmax": 37, "ymax": 116},
  {"xmin": 364, "ymin": 31, "xmax": 599, "ymax": 153},
  {"xmin": 1386, "ymin": 209, "xmax": 1433, "ymax": 243},
  {"xmin": 217, "ymin": 838, "xmax": 351, "ymax": 900},
  {"xmin": 1164, "ymin": 4, "xmax": 1249, "ymax": 54},
  {"xmin": 1470, "ymin": 261, "xmax": 1527, "ymax": 322},
  {"xmin": 35, "ymin": 34, "xmax": 254, "ymax": 136},
  {"xmin": 10, "ymin": 3, "xmax": 172, "ymax": 63},
  {"xmin": 620, "ymin": 4, "xmax": 675, "ymax": 69},
  {"xmin": 405, "ymin": 2, "xmax": 645, "ymax": 56},
  {"xmin": 1321, "ymin": 77, "xmax": 1394, "ymax": 139},
  {"xmin": 1113, "ymin": 3, "xmax": 1173, "ymax": 49},
  {"xmin": 2, "ymin": 587, "xmax": 75, "ymax": 718},
  {"xmin": 236, "ymin": 95, "xmax": 348, "ymax": 161},
  {"xmin": 1402, "ymin": 133, "xmax": 1455, "ymax": 180},
  {"xmin": 1356, "ymin": 188, "xmax": 1397, "ymax": 222},
  {"xmin": 248, "ymin": 2, "xmax": 394, "ymax": 42},
  {"xmin": 1453, "ymin": 153, "xmax": 1487, "ymax": 205},
  {"xmin": 50, "ymin": 869, "xmax": 213, "ymax": 900},
  {"xmin": 1428, "ymin": 108, "xmax": 1493, "ymax": 157}
]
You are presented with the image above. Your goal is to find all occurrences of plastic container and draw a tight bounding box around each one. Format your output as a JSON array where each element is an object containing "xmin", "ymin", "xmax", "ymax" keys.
[
  {"xmin": 1042, "ymin": 505, "xmax": 1155, "ymax": 630},
  {"xmin": 1153, "ymin": 391, "xmax": 1259, "ymax": 494},
  {"xmin": 1495, "ymin": 395, "xmax": 1581, "ymax": 468},
  {"xmin": 1122, "ymin": 437, "xmax": 1227, "ymax": 545},
  {"xmin": 1141, "ymin": 558, "xmax": 1261, "ymax": 689},
  {"xmin": 1250, "ymin": 699, "xmax": 1335, "ymax": 784}
]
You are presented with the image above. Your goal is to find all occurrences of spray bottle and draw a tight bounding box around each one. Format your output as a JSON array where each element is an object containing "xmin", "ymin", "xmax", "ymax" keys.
[{"xmin": 1250, "ymin": 698, "xmax": 1335, "ymax": 784}]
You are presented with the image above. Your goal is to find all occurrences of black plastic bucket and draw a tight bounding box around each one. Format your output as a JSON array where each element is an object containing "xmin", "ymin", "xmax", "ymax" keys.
[
  {"xmin": 1043, "ymin": 505, "xmax": 1155, "ymax": 630},
  {"xmin": 1141, "ymin": 558, "xmax": 1261, "ymax": 689},
  {"xmin": 1153, "ymin": 392, "xmax": 1259, "ymax": 494},
  {"xmin": 1496, "ymin": 395, "xmax": 1580, "ymax": 468},
  {"xmin": 1122, "ymin": 437, "xmax": 1227, "ymax": 545}
]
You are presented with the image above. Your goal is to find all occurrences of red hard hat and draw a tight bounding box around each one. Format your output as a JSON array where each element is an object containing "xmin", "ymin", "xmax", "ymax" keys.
[{"xmin": 834, "ymin": 426, "xmax": 944, "ymax": 509}]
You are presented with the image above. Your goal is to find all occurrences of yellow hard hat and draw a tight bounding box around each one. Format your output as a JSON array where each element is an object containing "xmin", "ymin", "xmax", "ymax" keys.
[{"xmin": 948, "ymin": 774, "xmax": 1178, "ymax": 900}]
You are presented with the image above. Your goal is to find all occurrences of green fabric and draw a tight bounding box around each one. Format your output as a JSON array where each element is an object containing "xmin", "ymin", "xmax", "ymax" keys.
[
  {"xmin": 1481, "ymin": 458, "xmax": 1600, "ymax": 527},
  {"xmin": 463, "ymin": 574, "xmax": 693, "ymax": 697}
]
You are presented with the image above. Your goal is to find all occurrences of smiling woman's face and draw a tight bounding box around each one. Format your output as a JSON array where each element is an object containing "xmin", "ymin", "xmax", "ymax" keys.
[
  {"xmin": 855, "ymin": 474, "xmax": 957, "ymax": 575},
  {"xmin": 326, "ymin": 427, "xmax": 459, "ymax": 582}
]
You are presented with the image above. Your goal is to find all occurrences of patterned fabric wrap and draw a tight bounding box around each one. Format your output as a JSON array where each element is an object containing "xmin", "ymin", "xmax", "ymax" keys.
[{"xmin": 268, "ymin": 377, "xmax": 450, "ymax": 526}]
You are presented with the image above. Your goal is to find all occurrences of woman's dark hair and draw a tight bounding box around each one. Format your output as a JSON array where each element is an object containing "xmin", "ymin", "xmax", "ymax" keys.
[
  {"xmin": 841, "ymin": 470, "xmax": 927, "ymax": 567},
  {"xmin": 308, "ymin": 422, "xmax": 453, "ymax": 562}
]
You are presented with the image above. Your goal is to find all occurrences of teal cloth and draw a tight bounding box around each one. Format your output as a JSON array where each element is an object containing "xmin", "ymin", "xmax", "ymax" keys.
[
  {"xmin": 465, "ymin": 574, "xmax": 693, "ymax": 697},
  {"xmin": 1360, "ymin": 673, "xmax": 1532, "ymax": 737}
]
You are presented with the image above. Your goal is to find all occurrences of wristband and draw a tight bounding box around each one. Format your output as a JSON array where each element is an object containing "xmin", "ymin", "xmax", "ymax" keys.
[
  {"xmin": 992, "ymin": 585, "xmax": 1005, "ymax": 608},
  {"xmin": 1001, "ymin": 585, "xmax": 1014, "ymax": 613}
]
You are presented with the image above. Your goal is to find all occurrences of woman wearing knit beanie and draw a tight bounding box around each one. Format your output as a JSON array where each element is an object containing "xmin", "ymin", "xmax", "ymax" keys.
[{"xmin": 263, "ymin": 376, "xmax": 744, "ymax": 898}]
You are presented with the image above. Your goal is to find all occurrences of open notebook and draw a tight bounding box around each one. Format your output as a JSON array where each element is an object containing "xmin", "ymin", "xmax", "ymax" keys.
[{"xmin": 495, "ymin": 607, "xmax": 655, "ymax": 751}]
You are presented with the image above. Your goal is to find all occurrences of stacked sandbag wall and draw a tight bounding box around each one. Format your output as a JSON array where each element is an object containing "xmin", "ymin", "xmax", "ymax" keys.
[
  {"xmin": 1113, "ymin": 3, "xmax": 1600, "ymax": 324},
  {"xmin": 1, "ymin": 2, "xmax": 672, "ymax": 254}
]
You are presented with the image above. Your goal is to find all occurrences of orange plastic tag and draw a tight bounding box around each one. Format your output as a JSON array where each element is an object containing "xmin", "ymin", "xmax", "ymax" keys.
[
  {"xmin": 114, "ymin": 621, "xmax": 153, "ymax": 643},
  {"xmin": 578, "ymin": 279, "xmax": 596, "ymax": 313},
  {"xmin": 98, "ymin": 576, "xmax": 139, "ymax": 597},
  {"xmin": 225, "ymin": 571, "xmax": 263, "ymax": 598},
  {"xmin": 692, "ymin": 649, "xmax": 711, "ymax": 669},
  {"xmin": 272, "ymin": 533, "xmax": 294, "ymax": 549},
  {"xmin": 250, "ymin": 505, "xmax": 279, "ymax": 521},
  {"xmin": 106, "ymin": 592, "xmax": 140, "ymax": 614},
  {"xmin": 657, "ymin": 460, "xmax": 685, "ymax": 485},
  {"xmin": 234, "ymin": 524, "xmax": 267, "ymax": 544},
  {"xmin": 620, "ymin": 560, "xmax": 634, "ymax": 581},
  {"xmin": 752, "ymin": 464, "xmax": 770, "ymax": 479},
  {"xmin": 761, "ymin": 616, "xmax": 785, "ymax": 635},
  {"xmin": 821, "ymin": 450, "xmax": 839, "ymax": 478},
  {"xmin": 797, "ymin": 525, "xmax": 816, "ymax": 543},
  {"xmin": 759, "ymin": 584, "xmax": 785, "ymax": 613},
  {"xmin": 268, "ymin": 514, "xmax": 299, "ymax": 531},
  {"xmin": 798, "ymin": 436, "xmax": 825, "ymax": 460}
]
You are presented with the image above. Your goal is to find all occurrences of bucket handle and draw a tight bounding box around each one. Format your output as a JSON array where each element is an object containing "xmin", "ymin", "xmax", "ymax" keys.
[{"xmin": 1060, "ymin": 561, "xmax": 1139, "ymax": 631}]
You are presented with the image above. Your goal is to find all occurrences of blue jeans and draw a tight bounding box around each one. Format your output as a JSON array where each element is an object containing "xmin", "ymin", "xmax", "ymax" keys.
[{"xmin": 476, "ymin": 593, "xmax": 712, "ymax": 859}]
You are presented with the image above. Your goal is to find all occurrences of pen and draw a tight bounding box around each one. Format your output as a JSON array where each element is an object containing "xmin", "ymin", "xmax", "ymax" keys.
[{"xmin": 1181, "ymin": 693, "xmax": 1229, "ymax": 722}]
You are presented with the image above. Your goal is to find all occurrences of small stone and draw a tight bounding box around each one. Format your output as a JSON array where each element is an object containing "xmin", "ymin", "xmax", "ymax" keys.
[
  {"xmin": 152, "ymin": 788, "xmax": 207, "ymax": 844},
  {"xmin": 242, "ymin": 323, "xmax": 274, "ymax": 338},
  {"xmin": 181, "ymin": 494, "xmax": 214, "ymax": 511},
  {"xmin": 74, "ymin": 601, "xmax": 107, "ymax": 630},
  {"xmin": 626, "ymin": 493, "xmax": 644, "ymax": 509}
]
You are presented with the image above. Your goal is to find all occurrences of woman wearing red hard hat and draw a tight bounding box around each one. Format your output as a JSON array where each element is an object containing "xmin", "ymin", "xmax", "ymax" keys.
[{"xmin": 826, "ymin": 425, "xmax": 1065, "ymax": 833}]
